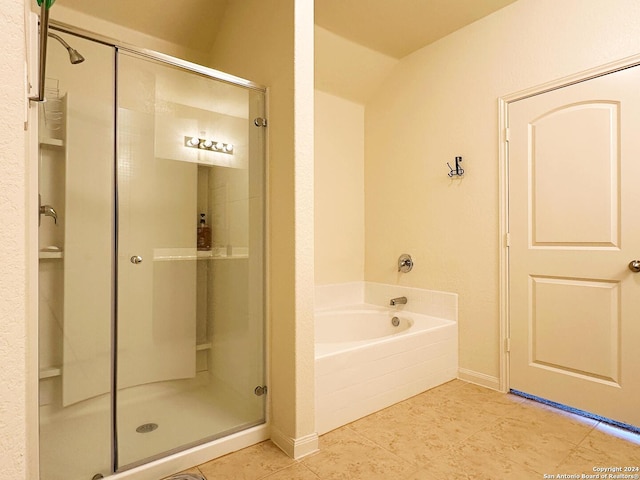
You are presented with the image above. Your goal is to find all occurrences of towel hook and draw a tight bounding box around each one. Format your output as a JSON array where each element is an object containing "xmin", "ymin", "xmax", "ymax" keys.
[{"xmin": 447, "ymin": 156, "xmax": 464, "ymax": 178}]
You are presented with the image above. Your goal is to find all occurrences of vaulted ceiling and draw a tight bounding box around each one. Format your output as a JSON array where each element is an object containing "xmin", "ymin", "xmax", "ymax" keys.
[
  {"xmin": 56, "ymin": 0, "xmax": 517, "ymax": 59},
  {"xmin": 315, "ymin": 0, "xmax": 518, "ymax": 59},
  {"xmin": 55, "ymin": 0, "xmax": 229, "ymax": 54}
]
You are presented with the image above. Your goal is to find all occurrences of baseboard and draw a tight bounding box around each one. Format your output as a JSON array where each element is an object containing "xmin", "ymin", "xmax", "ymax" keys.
[
  {"xmin": 270, "ymin": 427, "xmax": 319, "ymax": 460},
  {"xmin": 458, "ymin": 367, "xmax": 500, "ymax": 391}
]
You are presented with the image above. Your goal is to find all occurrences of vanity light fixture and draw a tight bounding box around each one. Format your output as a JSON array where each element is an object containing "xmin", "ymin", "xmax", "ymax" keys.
[{"xmin": 184, "ymin": 136, "xmax": 234, "ymax": 155}]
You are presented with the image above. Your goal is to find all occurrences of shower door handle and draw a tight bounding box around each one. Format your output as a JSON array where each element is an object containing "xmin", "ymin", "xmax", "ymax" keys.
[{"xmin": 130, "ymin": 255, "xmax": 143, "ymax": 264}]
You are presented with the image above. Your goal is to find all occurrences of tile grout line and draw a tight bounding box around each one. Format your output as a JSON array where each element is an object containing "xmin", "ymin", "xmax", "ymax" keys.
[
  {"xmin": 332, "ymin": 423, "xmax": 422, "ymax": 470},
  {"xmin": 254, "ymin": 459, "xmax": 321, "ymax": 480},
  {"xmin": 296, "ymin": 461, "xmax": 322, "ymax": 479},
  {"xmin": 573, "ymin": 419, "xmax": 601, "ymax": 448},
  {"xmin": 338, "ymin": 385, "xmax": 510, "ymax": 471}
]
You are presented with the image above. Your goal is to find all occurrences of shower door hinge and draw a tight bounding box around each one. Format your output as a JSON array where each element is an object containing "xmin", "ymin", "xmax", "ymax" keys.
[
  {"xmin": 254, "ymin": 117, "xmax": 268, "ymax": 127},
  {"xmin": 254, "ymin": 385, "xmax": 268, "ymax": 396},
  {"xmin": 505, "ymin": 232, "xmax": 511, "ymax": 248},
  {"xmin": 505, "ymin": 127, "xmax": 510, "ymax": 142},
  {"xmin": 505, "ymin": 338, "xmax": 511, "ymax": 353}
]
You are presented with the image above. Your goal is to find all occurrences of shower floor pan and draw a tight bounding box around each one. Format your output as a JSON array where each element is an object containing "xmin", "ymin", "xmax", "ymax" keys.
[{"xmin": 39, "ymin": 373, "xmax": 263, "ymax": 480}]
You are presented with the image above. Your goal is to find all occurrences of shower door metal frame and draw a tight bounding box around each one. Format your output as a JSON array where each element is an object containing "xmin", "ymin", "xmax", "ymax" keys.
[
  {"xmin": 49, "ymin": 21, "xmax": 266, "ymax": 92},
  {"xmin": 37, "ymin": 20, "xmax": 269, "ymax": 477}
]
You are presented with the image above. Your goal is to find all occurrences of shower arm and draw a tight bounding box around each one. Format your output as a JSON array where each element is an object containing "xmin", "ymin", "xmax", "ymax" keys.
[
  {"xmin": 30, "ymin": 0, "xmax": 50, "ymax": 103},
  {"xmin": 47, "ymin": 32, "xmax": 71, "ymax": 50}
]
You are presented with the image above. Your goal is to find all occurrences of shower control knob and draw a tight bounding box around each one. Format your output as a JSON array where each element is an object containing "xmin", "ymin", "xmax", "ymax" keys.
[
  {"xmin": 629, "ymin": 260, "xmax": 640, "ymax": 273},
  {"xmin": 398, "ymin": 253, "xmax": 413, "ymax": 273},
  {"xmin": 130, "ymin": 255, "xmax": 143, "ymax": 264}
]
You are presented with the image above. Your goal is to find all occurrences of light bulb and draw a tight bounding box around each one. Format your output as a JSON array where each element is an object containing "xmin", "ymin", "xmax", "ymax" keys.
[
  {"xmin": 224, "ymin": 144, "xmax": 233, "ymax": 152},
  {"xmin": 203, "ymin": 140, "xmax": 213, "ymax": 148},
  {"xmin": 188, "ymin": 137, "xmax": 200, "ymax": 146},
  {"xmin": 215, "ymin": 142, "xmax": 224, "ymax": 150}
]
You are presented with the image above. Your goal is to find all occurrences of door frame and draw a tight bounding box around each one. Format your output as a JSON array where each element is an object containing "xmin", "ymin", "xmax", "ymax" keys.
[{"xmin": 497, "ymin": 52, "xmax": 640, "ymax": 393}]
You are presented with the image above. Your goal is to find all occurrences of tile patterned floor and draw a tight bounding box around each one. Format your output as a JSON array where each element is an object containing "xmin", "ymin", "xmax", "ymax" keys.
[{"xmin": 168, "ymin": 380, "xmax": 640, "ymax": 480}]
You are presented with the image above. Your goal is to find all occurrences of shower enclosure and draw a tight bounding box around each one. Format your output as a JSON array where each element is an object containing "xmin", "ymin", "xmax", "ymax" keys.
[{"xmin": 37, "ymin": 27, "xmax": 266, "ymax": 480}]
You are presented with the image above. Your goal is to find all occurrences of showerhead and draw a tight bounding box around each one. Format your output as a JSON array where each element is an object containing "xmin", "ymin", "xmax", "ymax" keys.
[
  {"xmin": 48, "ymin": 32, "xmax": 85, "ymax": 65},
  {"xmin": 67, "ymin": 48, "xmax": 85, "ymax": 65}
]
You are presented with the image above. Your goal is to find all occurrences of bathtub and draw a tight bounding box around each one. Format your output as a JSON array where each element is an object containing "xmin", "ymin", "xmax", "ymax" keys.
[{"xmin": 315, "ymin": 304, "xmax": 458, "ymax": 434}]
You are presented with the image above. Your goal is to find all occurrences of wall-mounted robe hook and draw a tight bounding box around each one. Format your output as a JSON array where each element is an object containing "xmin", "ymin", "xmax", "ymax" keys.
[{"xmin": 447, "ymin": 156, "xmax": 464, "ymax": 177}]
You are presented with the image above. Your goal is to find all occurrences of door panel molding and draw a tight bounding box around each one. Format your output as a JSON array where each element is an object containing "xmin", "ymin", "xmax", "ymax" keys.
[
  {"xmin": 528, "ymin": 275, "xmax": 621, "ymax": 385},
  {"xmin": 529, "ymin": 102, "xmax": 620, "ymax": 248}
]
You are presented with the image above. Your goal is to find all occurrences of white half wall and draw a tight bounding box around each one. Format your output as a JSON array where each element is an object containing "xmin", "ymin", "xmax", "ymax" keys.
[{"xmin": 208, "ymin": 0, "xmax": 317, "ymax": 457}]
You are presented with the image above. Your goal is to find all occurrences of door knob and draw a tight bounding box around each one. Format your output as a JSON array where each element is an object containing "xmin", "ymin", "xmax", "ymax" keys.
[
  {"xmin": 629, "ymin": 260, "xmax": 640, "ymax": 273},
  {"xmin": 130, "ymin": 255, "xmax": 143, "ymax": 264}
]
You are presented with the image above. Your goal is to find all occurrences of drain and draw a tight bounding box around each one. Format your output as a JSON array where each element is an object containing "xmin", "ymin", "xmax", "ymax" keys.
[
  {"xmin": 136, "ymin": 422, "xmax": 158, "ymax": 433},
  {"xmin": 391, "ymin": 316, "xmax": 400, "ymax": 327},
  {"xmin": 168, "ymin": 475, "xmax": 205, "ymax": 480}
]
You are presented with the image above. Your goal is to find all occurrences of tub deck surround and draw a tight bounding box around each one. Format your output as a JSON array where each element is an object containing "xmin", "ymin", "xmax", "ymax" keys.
[
  {"xmin": 315, "ymin": 281, "xmax": 458, "ymax": 320},
  {"xmin": 364, "ymin": 282, "xmax": 458, "ymax": 321},
  {"xmin": 314, "ymin": 282, "xmax": 458, "ymax": 435}
]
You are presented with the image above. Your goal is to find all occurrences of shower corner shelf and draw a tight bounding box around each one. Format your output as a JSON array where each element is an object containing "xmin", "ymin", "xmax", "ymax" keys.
[
  {"xmin": 39, "ymin": 366, "xmax": 61, "ymax": 379},
  {"xmin": 39, "ymin": 137, "xmax": 64, "ymax": 149},
  {"xmin": 196, "ymin": 250, "xmax": 243, "ymax": 260},
  {"xmin": 197, "ymin": 247, "xmax": 249, "ymax": 260},
  {"xmin": 151, "ymin": 249, "xmax": 249, "ymax": 261},
  {"xmin": 39, "ymin": 251, "xmax": 63, "ymax": 259}
]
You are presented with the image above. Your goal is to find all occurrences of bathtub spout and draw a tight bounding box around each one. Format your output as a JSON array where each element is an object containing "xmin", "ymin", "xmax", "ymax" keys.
[{"xmin": 390, "ymin": 296, "xmax": 407, "ymax": 306}]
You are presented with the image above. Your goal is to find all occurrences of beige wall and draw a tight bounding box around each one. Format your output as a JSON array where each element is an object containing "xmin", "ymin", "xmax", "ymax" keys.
[
  {"xmin": 0, "ymin": 1, "xmax": 29, "ymax": 479},
  {"xmin": 314, "ymin": 90, "xmax": 365, "ymax": 285},
  {"xmin": 364, "ymin": 0, "xmax": 640, "ymax": 382},
  {"xmin": 208, "ymin": 0, "xmax": 316, "ymax": 455}
]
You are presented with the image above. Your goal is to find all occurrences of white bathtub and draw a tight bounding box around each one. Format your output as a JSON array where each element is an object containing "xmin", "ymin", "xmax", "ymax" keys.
[
  {"xmin": 316, "ymin": 306, "xmax": 414, "ymax": 345},
  {"xmin": 315, "ymin": 303, "xmax": 458, "ymax": 434}
]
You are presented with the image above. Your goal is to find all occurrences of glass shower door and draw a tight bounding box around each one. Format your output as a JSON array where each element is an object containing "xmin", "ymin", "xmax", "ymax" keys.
[
  {"xmin": 38, "ymin": 31, "xmax": 115, "ymax": 480},
  {"xmin": 115, "ymin": 51, "xmax": 266, "ymax": 469}
]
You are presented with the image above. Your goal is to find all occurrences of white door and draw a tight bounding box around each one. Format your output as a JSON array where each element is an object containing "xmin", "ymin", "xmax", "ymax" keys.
[{"xmin": 508, "ymin": 65, "xmax": 640, "ymax": 427}]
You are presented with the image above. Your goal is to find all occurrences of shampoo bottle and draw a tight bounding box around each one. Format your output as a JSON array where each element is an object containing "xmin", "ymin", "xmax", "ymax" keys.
[{"xmin": 197, "ymin": 213, "xmax": 212, "ymax": 251}]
